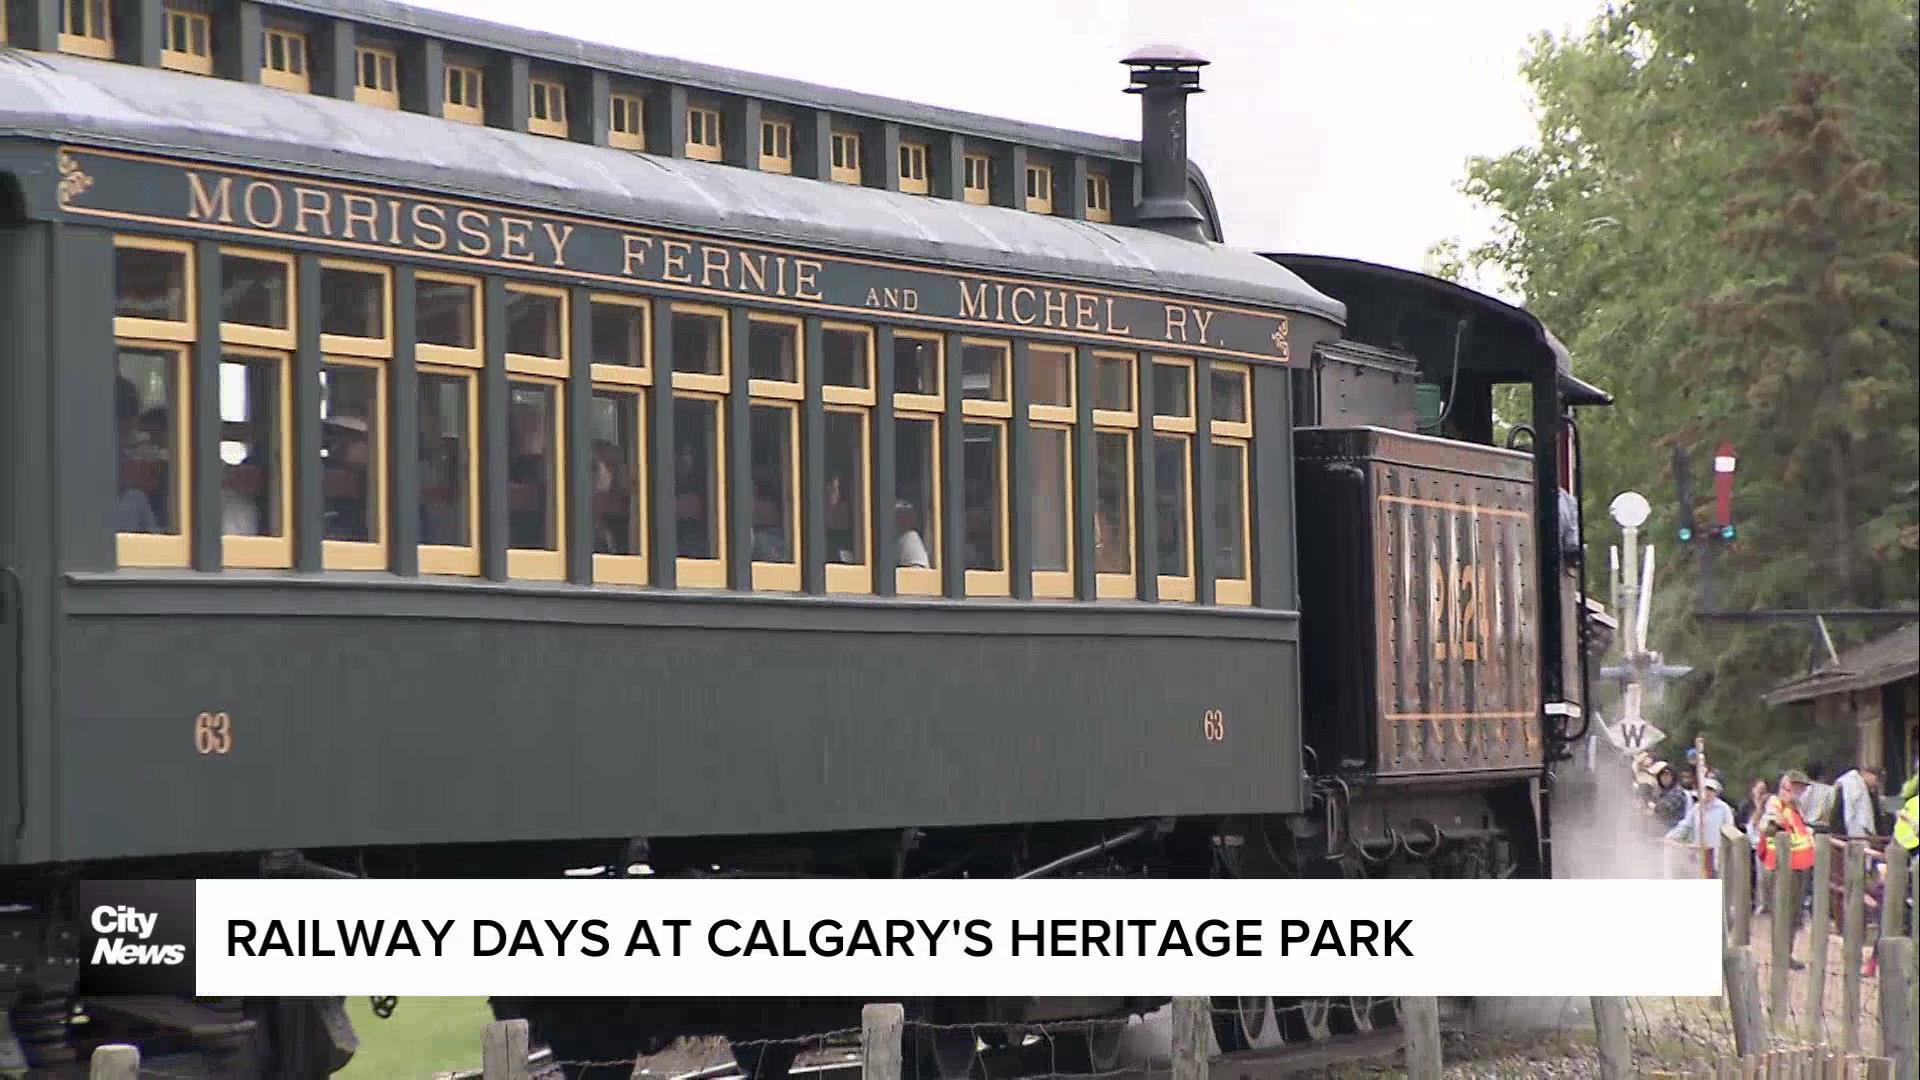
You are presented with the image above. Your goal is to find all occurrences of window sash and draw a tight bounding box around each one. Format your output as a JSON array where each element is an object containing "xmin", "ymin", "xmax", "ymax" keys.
[
  {"xmin": 354, "ymin": 47, "xmax": 400, "ymax": 107},
  {"xmin": 114, "ymin": 340, "xmax": 193, "ymax": 568},
  {"xmin": 218, "ymin": 247, "xmax": 297, "ymax": 350},
  {"xmin": 444, "ymin": 66, "xmax": 484, "ymax": 122},
  {"xmin": 1028, "ymin": 346, "xmax": 1075, "ymax": 423},
  {"xmin": 962, "ymin": 154, "xmax": 991, "ymax": 204},
  {"xmin": 892, "ymin": 331, "xmax": 944, "ymax": 411},
  {"xmin": 415, "ymin": 272, "xmax": 484, "ymax": 367},
  {"xmin": 589, "ymin": 294, "xmax": 652, "ymax": 386},
  {"xmin": 529, "ymin": 80, "xmax": 569, "ymax": 135},
  {"xmin": 318, "ymin": 259, "xmax": 393, "ymax": 358},
  {"xmin": 505, "ymin": 377, "xmax": 566, "ymax": 581},
  {"xmin": 416, "ymin": 367, "xmax": 480, "ymax": 575},
  {"xmin": 747, "ymin": 401, "xmax": 801, "ymax": 591},
  {"xmin": 893, "ymin": 414, "xmax": 941, "ymax": 596},
  {"xmin": 114, "ymin": 236, "xmax": 196, "ymax": 342},
  {"xmin": 899, "ymin": 143, "xmax": 930, "ymax": 194},
  {"xmin": 504, "ymin": 284, "xmax": 569, "ymax": 378},
  {"xmin": 319, "ymin": 358, "xmax": 388, "ymax": 570},
  {"xmin": 821, "ymin": 322, "xmax": 876, "ymax": 406},
  {"xmin": 161, "ymin": 9, "xmax": 212, "ymax": 73},
  {"xmin": 672, "ymin": 392, "xmax": 727, "ymax": 587},
  {"xmin": 1093, "ymin": 427, "xmax": 1136, "ymax": 599},
  {"xmin": 1153, "ymin": 433, "xmax": 1195, "ymax": 601},
  {"xmin": 822, "ymin": 406, "xmax": 871, "ymax": 594},
  {"xmin": 610, "ymin": 94, "xmax": 647, "ymax": 150},
  {"xmin": 59, "ymin": 0, "xmax": 113, "ymax": 56},
  {"xmin": 217, "ymin": 347, "xmax": 295, "ymax": 569},
  {"xmin": 830, "ymin": 132, "xmax": 862, "ymax": 183},
  {"xmin": 669, "ymin": 303, "xmax": 730, "ymax": 393},
  {"xmin": 589, "ymin": 386, "xmax": 648, "ymax": 585},
  {"xmin": 746, "ymin": 314, "xmax": 804, "ymax": 398},
  {"xmin": 1029, "ymin": 423, "xmax": 1073, "ymax": 598},
  {"xmin": 686, "ymin": 107, "xmax": 723, "ymax": 161},
  {"xmin": 760, "ymin": 121, "xmax": 794, "ymax": 173},
  {"xmin": 1213, "ymin": 438, "xmax": 1252, "ymax": 605},
  {"xmin": 1025, "ymin": 166, "xmax": 1053, "ymax": 213}
]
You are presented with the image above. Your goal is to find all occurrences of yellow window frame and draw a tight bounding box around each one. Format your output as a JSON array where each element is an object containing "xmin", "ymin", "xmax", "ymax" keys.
[
  {"xmin": 1151, "ymin": 355, "xmax": 1197, "ymax": 434},
  {"xmin": 161, "ymin": 7, "xmax": 213, "ymax": 75},
  {"xmin": 1091, "ymin": 350, "xmax": 1139, "ymax": 600},
  {"xmin": 529, "ymin": 78, "xmax": 569, "ymax": 138},
  {"xmin": 1025, "ymin": 164, "xmax": 1054, "ymax": 214},
  {"xmin": 1086, "ymin": 173, "xmax": 1113, "ymax": 223},
  {"xmin": 354, "ymin": 46, "xmax": 399, "ymax": 109},
  {"xmin": 217, "ymin": 345, "xmax": 295, "ymax": 570},
  {"xmin": 686, "ymin": 106, "xmax": 723, "ymax": 162},
  {"xmin": 1027, "ymin": 344, "xmax": 1075, "ymax": 424},
  {"xmin": 823, "ymin": 404, "xmax": 872, "ymax": 596},
  {"xmin": 318, "ymin": 258, "xmax": 393, "ymax": 359},
  {"xmin": 505, "ymin": 375, "xmax": 567, "ymax": 582},
  {"xmin": 962, "ymin": 153, "xmax": 991, "ymax": 205},
  {"xmin": 892, "ymin": 329, "xmax": 944, "ymax": 414},
  {"xmin": 319, "ymin": 356, "xmax": 389, "ymax": 571},
  {"xmin": 1212, "ymin": 436, "xmax": 1253, "ymax": 606},
  {"xmin": 218, "ymin": 246, "xmax": 298, "ymax": 351},
  {"xmin": 830, "ymin": 131, "xmax": 862, "ymax": 185},
  {"xmin": 610, "ymin": 92, "xmax": 647, "ymax": 151},
  {"xmin": 893, "ymin": 410, "xmax": 941, "ymax": 598},
  {"xmin": 58, "ymin": 0, "xmax": 113, "ymax": 59},
  {"xmin": 958, "ymin": 337, "xmax": 1011, "ymax": 419},
  {"xmin": 588, "ymin": 293, "xmax": 652, "ymax": 387},
  {"xmin": 746, "ymin": 313, "xmax": 804, "ymax": 401},
  {"xmin": 898, "ymin": 142, "xmax": 929, "ymax": 195},
  {"xmin": 759, "ymin": 119, "xmax": 794, "ymax": 174},
  {"xmin": 504, "ymin": 283, "xmax": 569, "ymax": 379},
  {"xmin": 1153, "ymin": 432, "xmax": 1195, "ymax": 603},
  {"xmin": 416, "ymin": 365, "xmax": 481, "ymax": 576},
  {"xmin": 114, "ymin": 339, "xmax": 193, "ymax": 569},
  {"xmin": 444, "ymin": 64, "xmax": 484, "ymax": 125},
  {"xmin": 748, "ymin": 399, "xmax": 802, "ymax": 592},
  {"xmin": 415, "ymin": 271, "xmax": 484, "ymax": 369},
  {"xmin": 113, "ymin": 236, "xmax": 196, "ymax": 344},
  {"xmin": 1029, "ymin": 421, "xmax": 1074, "ymax": 599},
  {"xmin": 962, "ymin": 416, "xmax": 1011, "ymax": 598},
  {"xmin": 1091, "ymin": 351, "xmax": 1138, "ymax": 428},
  {"xmin": 669, "ymin": 302, "xmax": 730, "ymax": 395},
  {"xmin": 1209, "ymin": 362, "xmax": 1253, "ymax": 439},
  {"xmin": 820, "ymin": 322, "xmax": 876, "ymax": 407},
  {"xmin": 673, "ymin": 390, "xmax": 728, "ymax": 589},
  {"xmin": 590, "ymin": 385, "xmax": 649, "ymax": 587},
  {"xmin": 261, "ymin": 28, "xmax": 310, "ymax": 93}
]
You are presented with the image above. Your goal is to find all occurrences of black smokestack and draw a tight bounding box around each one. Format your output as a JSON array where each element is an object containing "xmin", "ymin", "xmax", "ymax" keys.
[{"xmin": 1124, "ymin": 46, "xmax": 1209, "ymax": 242}]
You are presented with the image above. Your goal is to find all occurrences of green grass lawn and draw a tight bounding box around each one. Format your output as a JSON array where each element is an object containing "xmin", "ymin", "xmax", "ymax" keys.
[{"xmin": 338, "ymin": 997, "xmax": 494, "ymax": 1079}]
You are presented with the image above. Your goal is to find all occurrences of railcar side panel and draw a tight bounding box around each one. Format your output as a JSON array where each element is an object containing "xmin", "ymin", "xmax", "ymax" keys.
[{"xmin": 48, "ymin": 586, "xmax": 1303, "ymax": 862}]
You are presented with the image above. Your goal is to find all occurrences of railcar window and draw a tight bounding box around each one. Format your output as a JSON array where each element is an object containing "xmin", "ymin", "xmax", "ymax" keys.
[
  {"xmin": 506, "ymin": 285, "xmax": 567, "ymax": 372},
  {"xmin": 318, "ymin": 262, "xmax": 390, "ymax": 352},
  {"xmin": 830, "ymin": 132, "xmax": 863, "ymax": 185},
  {"xmin": 960, "ymin": 340, "xmax": 1009, "ymax": 405},
  {"xmin": 161, "ymin": 5, "xmax": 212, "ymax": 75},
  {"xmin": 1085, "ymin": 174, "xmax": 1113, "ymax": 224},
  {"xmin": 218, "ymin": 351, "xmax": 292, "ymax": 568},
  {"xmin": 318, "ymin": 363, "xmax": 385, "ymax": 568},
  {"xmin": 355, "ymin": 46, "xmax": 399, "ymax": 109},
  {"xmin": 261, "ymin": 28, "xmax": 310, "ymax": 93},
  {"xmin": 747, "ymin": 317, "xmax": 801, "ymax": 387},
  {"xmin": 588, "ymin": 389, "xmax": 646, "ymax": 585},
  {"xmin": 444, "ymin": 64, "xmax": 484, "ymax": 125},
  {"xmin": 1092, "ymin": 352, "xmax": 1138, "ymax": 599},
  {"xmin": 748, "ymin": 404, "xmax": 799, "ymax": 590},
  {"xmin": 589, "ymin": 295, "xmax": 649, "ymax": 380},
  {"xmin": 115, "ymin": 245, "xmax": 190, "ymax": 326},
  {"xmin": 506, "ymin": 380, "xmax": 565, "ymax": 580},
  {"xmin": 898, "ymin": 143, "xmax": 930, "ymax": 195},
  {"xmin": 1024, "ymin": 165, "xmax": 1054, "ymax": 214},
  {"xmin": 962, "ymin": 153, "xmax": 991, "ymax": 205},
  {"xmin": 822, "ymin": 325, "xmax": 873, "ymax": 393},
  {"xmin": 1151, "ymin": 358, "xmax": 1197, "ymax": 601},
  {"xmin": 58, "ymin": 0, "xmax": 112, "ymax": 59},
  {"xmin": 760, "ymin": 120, "xmax": 794, "ymax": 174},
  {"xmin": 892, "ymin": 330, "xmax": 944, "ymax": 595},
  {"xmin": 823, "ymin": 408, "xmax": 869, "ymax": 591},
  {"xmin": 219, "ymin": 251, "xmax": 294, "ymax": 340},
  {"xmin": 671, "ymin": 395, "xmax": 726, "ymax": 586},
  {"xmin": 686, "ymin": 107, "xmax": 723, "ymax": 162},
  {"xmin": 670, "ymin": 308, "xmax": 727, "ymax": 384},
  {"xmin": 962, "ymin": 422, "xmax": 1008, "ymax": 594},
  {"xmin": 416, "ymin": 370, "xmax": 478, "ymax": 575},
  {"xmin": 415, "ymin": 274, "xmax": 481, "ymax": 362},
  {"xmin": 1209, "ymin": 362, "xmax": 1253, "ymax": 605},
  {"xmin": 1028, "ymin": 345, "xmax": 1075, "ymax": 598},
  {"xmin": 529, "ymin": 79, "xmax": 569, "ymax": 138},
  {"xmin": 610, "ymin": 93, "xmax": 647, "ymax": 151},
  {"xmin": 114, "ymin": 346, "xmax": 189, "ymax": 563}
]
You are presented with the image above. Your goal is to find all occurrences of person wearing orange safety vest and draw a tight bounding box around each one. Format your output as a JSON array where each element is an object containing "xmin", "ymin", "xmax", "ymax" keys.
[{"xmin": 1758, "ymin": 770, "xmax": 1818, "ymax": 964}]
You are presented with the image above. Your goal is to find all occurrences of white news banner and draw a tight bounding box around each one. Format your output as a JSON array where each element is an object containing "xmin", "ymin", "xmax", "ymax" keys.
[{"xmin": 195, "ymin": 878, "xmax": 1722, "ymax": 997}]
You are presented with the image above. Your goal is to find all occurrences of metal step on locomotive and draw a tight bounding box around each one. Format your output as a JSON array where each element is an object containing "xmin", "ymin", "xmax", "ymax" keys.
[{"xmin": 0, "ymin": 0, "xmax": 1612, "ymax": 1074}]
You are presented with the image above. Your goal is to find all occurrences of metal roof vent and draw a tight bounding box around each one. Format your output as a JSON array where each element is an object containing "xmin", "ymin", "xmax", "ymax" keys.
[{"xmin": 1123, "ymin": 46, "xmax": 1209, "ymax": 242}]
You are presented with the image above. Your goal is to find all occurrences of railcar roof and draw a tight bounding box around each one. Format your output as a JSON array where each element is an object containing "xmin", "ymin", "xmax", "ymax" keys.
[{"xmin": 0, "ymin": 52, "xmax": 1343, "ymax": 322}]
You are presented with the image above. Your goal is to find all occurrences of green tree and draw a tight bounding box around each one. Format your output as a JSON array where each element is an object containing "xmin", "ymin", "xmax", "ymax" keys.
[{"xmin": 1456, "ymin": 0, "xmax": 1919, "ymax": 784}]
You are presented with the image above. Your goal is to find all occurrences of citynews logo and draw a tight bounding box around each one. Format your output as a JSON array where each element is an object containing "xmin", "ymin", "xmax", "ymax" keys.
[{"xmin": 78, "ymin": 881, "xmax": 197, "ymax": 996}]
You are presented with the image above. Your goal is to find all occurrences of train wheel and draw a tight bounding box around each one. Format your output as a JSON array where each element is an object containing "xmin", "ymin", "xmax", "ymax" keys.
[
  {"xmin": 1208, "ymin": 996, "xmax": 1269, "ymax": 1052},
  {"xmin": 732, "ymin": 1041, "xmax": 798, "ymax": 1078}
]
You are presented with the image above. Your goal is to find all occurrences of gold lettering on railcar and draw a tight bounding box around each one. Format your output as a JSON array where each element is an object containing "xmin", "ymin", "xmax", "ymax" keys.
[
  {"xmin": 1202, "ymin": 709, "xmax": 1226, "ymax": 742},
  {"xmin": 194, "ymin": 711, "xmax": 233, "ymax": 755},
  {"xmin": 1431, "ymin": 559, "xmax": 1493, "ymax": 663}
]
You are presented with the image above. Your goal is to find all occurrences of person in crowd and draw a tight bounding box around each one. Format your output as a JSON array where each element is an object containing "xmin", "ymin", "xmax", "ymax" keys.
[
  {"xmin": 1832, "ymin": 765, "xmax": 1883, "ymax": 839},
  {"xmin": 1649, "ymin": 761, "xmax": 1692, "ymax": 828},
  {"xmin": 1737, "ymin": 778, "xmax": 1770, "ymax": 836},
  {"xmin": 1800, "ymin": 761, "xmax": 1838, "ymax": 833},
  {"xmin": 113, "ymin": 376, "xmax": 161, "ymax": 534},
  {"xmin": 1665, "ymin": 776, "xmax": 1734, "ymax": 851},
  {"xmin": 507, "ymin": 400, "xmax": 552, "ymax": 549},
  {"xmin": 895, "ymin": 500, "xmax": 932, "ymax": 569},
  {"xmin": 1759, "ymin": 769, "xmax": 1818, "ymax": 965}
]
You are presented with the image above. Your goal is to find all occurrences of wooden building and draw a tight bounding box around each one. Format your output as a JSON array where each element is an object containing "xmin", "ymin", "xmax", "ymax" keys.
[{"xmin": 1763, "ymin": 623, "xmax": 1919, "ymax": 794}]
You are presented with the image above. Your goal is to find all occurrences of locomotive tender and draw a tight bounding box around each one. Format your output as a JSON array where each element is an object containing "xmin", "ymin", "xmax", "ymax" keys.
[{"xmin": 0, "ymin": 0, "xmax": 1610, "ymax": 1074}]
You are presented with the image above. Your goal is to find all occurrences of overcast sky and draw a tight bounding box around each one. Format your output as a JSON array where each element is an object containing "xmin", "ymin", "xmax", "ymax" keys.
[{"xmin": 410, "ymin": 0, "xmax": 1602, "ymax": 294}]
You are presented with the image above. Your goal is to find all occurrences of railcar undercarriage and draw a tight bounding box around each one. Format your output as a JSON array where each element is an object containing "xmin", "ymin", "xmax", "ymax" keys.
[{"xmin": 2, "ymin": 781, "xmax": 1527, "ymax": 1079}]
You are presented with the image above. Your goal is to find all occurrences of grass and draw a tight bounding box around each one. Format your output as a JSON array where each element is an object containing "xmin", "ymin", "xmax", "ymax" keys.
[{"xmin": 338, "ymin": 996, "xmax": 494, "ymax": 1079}]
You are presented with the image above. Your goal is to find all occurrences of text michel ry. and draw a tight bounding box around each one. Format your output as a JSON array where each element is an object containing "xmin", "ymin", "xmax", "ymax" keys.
[{"xmin": 178, "ymin": 171, "xmax": 1286, "ymax": 356}]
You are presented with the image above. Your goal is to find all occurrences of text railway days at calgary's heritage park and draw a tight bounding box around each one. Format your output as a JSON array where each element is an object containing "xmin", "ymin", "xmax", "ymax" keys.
[{"xmin": 223, "ymin": 916, "xmax": 1417, "ymax": 960}]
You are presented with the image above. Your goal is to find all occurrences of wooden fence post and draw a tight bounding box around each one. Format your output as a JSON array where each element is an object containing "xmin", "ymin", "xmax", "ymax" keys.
[
  {"xmin": 1883, "ymin": 844, "xmax": 1910, "ymax": 947},
  {"xmin": 87, "ymin": 1044, "xmax": 140, "ymax": 1080},
  {"xmin": 1170, "ymin": 997, "xmax": 1209, "ymax": 1080},
  {"xmin": 1725, "ymin": 945, "xmax": 1767, "ymax": 1057},
  {"xmin": 1591, "ymin": 997, "xmax": 1631, "ymax": 1079},
  {"xmin": 482, "ymin": 1018, "xmax": 530, "ymax": 1080},
  {"xmin": 1400, "ymin": 997, "xmax": 1441, "ymax": 1080},
  {"xmin": 1771, "ymin": 832, "xmax": 1796, "ymax": 1026},
  {"xmin": 1878, "ymin": 936, "xmax": 1916, "ymax": 1080},
  {"xmin": 1841, "ymin": 840, "xmax": 1866, "ymax": 1053},
  {"xmin": 1720, "ymin": 828, "xmax": 1741, "ymax": 939},
  {"xmin": 1804, "ymin": 838, "xmax": 1834, "ymax": 1043},
  {"xmin": 1732, "ymin": 833, "xmax": 1754, "ymax": 947},
  {"xmin": 861, "ymin": 1003, "xmax": 905, "ymax": 1080}
]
